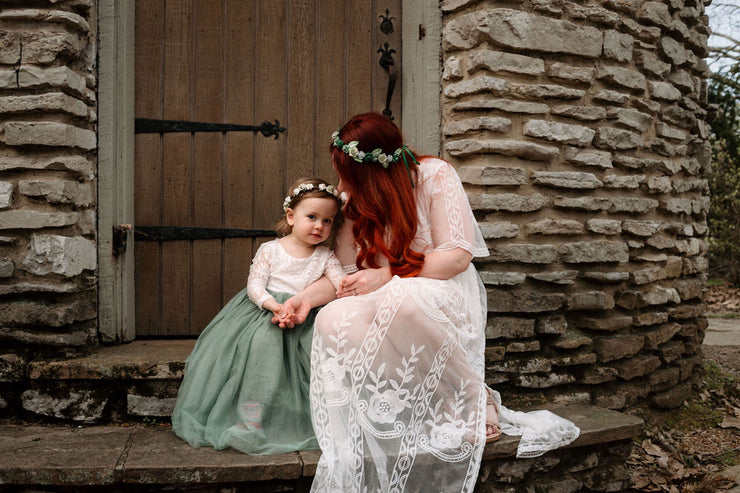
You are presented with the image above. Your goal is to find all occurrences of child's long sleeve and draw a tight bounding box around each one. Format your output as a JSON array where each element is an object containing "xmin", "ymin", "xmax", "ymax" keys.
[
  {"xmin": 247, "ymin": 243, "xmax": 275, "ymax": 310},
  {"xmin": 324, "ymin": 251, "xmax": 346, "ymax": 290}
]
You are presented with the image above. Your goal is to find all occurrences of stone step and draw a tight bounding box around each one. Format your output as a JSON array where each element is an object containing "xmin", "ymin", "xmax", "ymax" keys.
[{"xmin": 0, "ymin": 405, "xmax": 643, "ymax": 492}]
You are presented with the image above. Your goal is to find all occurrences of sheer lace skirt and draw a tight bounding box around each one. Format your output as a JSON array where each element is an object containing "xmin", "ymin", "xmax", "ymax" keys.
[{"xmin": 310, "ymin": 270, "xmax": 487, "ymax": 493}]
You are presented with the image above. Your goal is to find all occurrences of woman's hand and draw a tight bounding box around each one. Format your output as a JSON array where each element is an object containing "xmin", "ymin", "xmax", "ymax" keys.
[{"xmin": 337, "ymin": 267, "xmax": 392, "ymax": 297}]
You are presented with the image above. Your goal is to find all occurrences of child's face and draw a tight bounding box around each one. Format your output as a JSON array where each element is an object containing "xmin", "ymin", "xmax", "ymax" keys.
[{"xmin": 286, "ymin": 197, "xmax": 338, "ymax": 247}]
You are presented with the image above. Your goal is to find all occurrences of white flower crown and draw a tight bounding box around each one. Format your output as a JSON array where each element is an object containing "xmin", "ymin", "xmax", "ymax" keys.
[
  {"xmin": 331, "ymin": 130, "xmax": 403, "ymax": 169},
  {"xmin": 282, "ymin": 182, "xmax": 342, "ymax": 212}
]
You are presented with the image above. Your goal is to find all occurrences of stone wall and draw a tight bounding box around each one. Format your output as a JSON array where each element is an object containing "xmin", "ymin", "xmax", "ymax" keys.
[
  {"xmin": 442, "ymin": 0, "xmax": 710, "ymax": 409},
  {"xmin": 0, "ymin": 0, "xmax": 97, "ymax": 409}
]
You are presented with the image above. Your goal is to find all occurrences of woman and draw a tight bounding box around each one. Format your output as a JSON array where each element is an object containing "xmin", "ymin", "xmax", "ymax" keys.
[{"xmin": 277, "ymin": 112, "xmax": 494, "ymax": 492}]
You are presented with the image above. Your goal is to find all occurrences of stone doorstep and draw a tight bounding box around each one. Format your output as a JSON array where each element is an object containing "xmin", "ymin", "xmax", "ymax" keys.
[{"xmin": 0, "ymin": 406, "xmax": 643, "ymax": 487}]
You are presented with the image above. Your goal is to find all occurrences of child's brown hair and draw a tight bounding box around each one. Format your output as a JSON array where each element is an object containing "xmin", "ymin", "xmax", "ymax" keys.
[{"xmin": 275, "ymin": 177, "xmax": 344, "ymax": 247}]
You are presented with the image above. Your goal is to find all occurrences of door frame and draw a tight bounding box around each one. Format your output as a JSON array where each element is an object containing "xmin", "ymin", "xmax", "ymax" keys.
[{"xmin": 97, "ymin": 0, "xmax": 441, "ymax": 341}]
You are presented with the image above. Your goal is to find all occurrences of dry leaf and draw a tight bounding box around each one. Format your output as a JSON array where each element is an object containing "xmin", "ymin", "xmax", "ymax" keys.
[
  {"xmin": 719, "ymin": 416, "xmax": 740, "ymax": 429},
  {"xmin": 643, "ymin": 439, "xmax": 668, "ymax": 457}
]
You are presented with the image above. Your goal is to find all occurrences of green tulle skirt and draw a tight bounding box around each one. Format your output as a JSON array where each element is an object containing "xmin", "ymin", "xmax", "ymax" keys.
[{"xmin": 171, "ymin": 288, "xmax": 319, "ymax": 455}]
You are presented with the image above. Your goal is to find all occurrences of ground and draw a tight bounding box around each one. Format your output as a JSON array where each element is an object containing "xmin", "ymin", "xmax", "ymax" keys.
[{"xmin": 626, "ymin": 283, "xmax": 740, "ymax": 492}]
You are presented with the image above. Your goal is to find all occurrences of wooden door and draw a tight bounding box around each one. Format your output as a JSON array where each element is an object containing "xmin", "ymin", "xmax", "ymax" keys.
[{"xmin": 134, "ymin": 0, "xmax": 402, "ymax": 336}]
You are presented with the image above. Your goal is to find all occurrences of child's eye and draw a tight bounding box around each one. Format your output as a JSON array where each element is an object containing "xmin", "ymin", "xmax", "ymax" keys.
[
  {"xmin": 324, "ymin": 218, "xmax": 333, "ymax": 224},
  {"xmin": 308, "ymin": 214, "xmax": 316, "ymax": 220}
]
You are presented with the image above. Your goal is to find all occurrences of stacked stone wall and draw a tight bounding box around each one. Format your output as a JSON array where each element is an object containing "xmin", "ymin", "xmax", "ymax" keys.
[
  {"xmin": 0, "ymin": 0, "xmax": 97, "ymax": 409},
  {"xmin": 442, "ymin": 0, "xmax": 711, "ymax": 409}
]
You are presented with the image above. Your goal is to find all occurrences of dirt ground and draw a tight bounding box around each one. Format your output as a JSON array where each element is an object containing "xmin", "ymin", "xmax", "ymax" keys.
[{"xmin": 626, "ymin": 284, "xmax": 740, "ymax": 492}]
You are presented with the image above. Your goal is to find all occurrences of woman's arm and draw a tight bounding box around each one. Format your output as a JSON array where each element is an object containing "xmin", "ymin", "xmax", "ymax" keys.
[{"xmin": 419, "ymin": 248, "xmax": 472, "ymax": 280}]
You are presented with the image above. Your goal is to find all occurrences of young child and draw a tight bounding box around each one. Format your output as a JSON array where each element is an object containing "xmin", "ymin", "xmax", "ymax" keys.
[{"xmin": 171, "ymin": 177, "xmax": 345, "ymax": 455}]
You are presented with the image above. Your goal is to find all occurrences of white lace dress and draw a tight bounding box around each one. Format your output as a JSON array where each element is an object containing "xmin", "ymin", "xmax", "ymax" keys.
[{"xmin": 310, "ymin": 158, "xmax": 491, "ymax": 492}]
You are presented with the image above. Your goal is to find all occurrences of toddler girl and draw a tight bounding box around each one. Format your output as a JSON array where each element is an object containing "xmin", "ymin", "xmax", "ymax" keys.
[{"xmin": 172, "ymin": 177, "xmax": 345, "ymax": 454}]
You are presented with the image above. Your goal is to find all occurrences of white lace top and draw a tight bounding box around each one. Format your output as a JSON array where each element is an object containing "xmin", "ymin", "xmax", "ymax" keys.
[{"xmin": 246, "ymin": 240, "xmax": 345, "ymax": 309}]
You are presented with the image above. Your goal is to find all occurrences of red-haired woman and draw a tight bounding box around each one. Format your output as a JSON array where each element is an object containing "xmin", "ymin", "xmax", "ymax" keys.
[{"xmin": 278, "ymin": 113, "xmax": 492, "ymax": 492}]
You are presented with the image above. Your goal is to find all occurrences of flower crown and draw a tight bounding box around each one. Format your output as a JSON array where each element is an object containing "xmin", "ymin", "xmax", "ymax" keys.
[
  {"xmin": 282, "ymin": 182, "xmax": 342, "ymax": 212},
  {"xmin": 331, "ymin": 130, "xmax": 404, "ymax": 169}
]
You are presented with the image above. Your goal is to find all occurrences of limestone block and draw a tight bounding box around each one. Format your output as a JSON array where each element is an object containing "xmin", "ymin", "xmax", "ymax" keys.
[
  {"xmin": 673, "ymin": 278, "xmax": 704, "ymax": 301},
  {"xmin": 511, "ymin": 83, "xmax": 585, "ymax": 100},
  {"xmin": 628, "ymin": 239, "xmax": 645, "ymax": 249},
  {"xmin": 536, "ymin": 315, "xmax": 567, "ymax": 334},
  {"xmin": 559, "ymin": 240, "xmax": 629, "ymax": 263},
  {"xmin": 6, "ymin": 66, "xmax": 87, "ymax": 94},
  {"xmin": 581, "ymin": 271, "xmax": 630, "ymax": 282},
  {"xmin": 486, "ymin": 316, "xmax": 536, "ymax": 339},
  {"xmin": 0, "ymin": 328, "xmax": 90, "ymax": 346},
  {"xmin": 633, "ymin": 311, "xmax": 669, "ymax": 327},
  {"xmin": 611, "ymin": 355, "xmax": 662, "ymax": 380},
  {"xmin": 622, "ymin": 18, "xmax": 662, "ymax": 44},
  {"xmin": 610, "ymin": 197, "xmax": 659, "ymax": 213},
  {"xmin": 593, "ymin": 335, "xmax": 644, "ymax": 362},
  {"xmin": 594, "ymin": 127, "xmax": 643, "ymax": 150},
  {"xmin": 660, "ymin": 341, "xmax": 685, "ymax": 364},
  {"xmin": 552, "ymin": 105, "xmax": 606, "ymax": 121},
  {"xmin": 665, "ymin": 256, "xmax": 684, "ymax": 277},
  {"xmin": 21, "ymin": 389, "xmax": 106, "ymax": 422},
  {"xmin": 632, "ymin": 265, "xmax": 667, "ymax": 285},
  {"xmin": 603, "ymin": 30, "xmax": 633, "ymax": 62},
  {"xmin": 586, "ymin": 219, "xmax": 622, "ymax": 235},
  {"xmin": 0, "ymin": 9, "xmax": 91, "ymax": 32},
  {"xmin": 453, "ymin": 98, "xmax": 550, "ymax": 114},
  {"xmin": 579, "ymin": 366, "xmax": 619, "ymax": 384},
  {"xmin": 469, "ymin": 192, "xmax": 548, "ymax": 212},
  {"xmin": 526, "ymin": 218, "xmax": 584, "ymax": 235},
  {"xmin": 648, "ymin": 366, "xmax": 680, "ymax": 388},
  {"xmin": 637, "ymin": 2, "xmax": 672, "ymax": 29},
  {"xmin": 531, "ymin": 171, "xmax": 603, "ymax": 189},
  {"xmin": 467, "ymin": 49, "xmax": 545, "ymax": 76},
  {"xmin": 516, "ymin": 373, "xmax": 576, "ymax": 388},
  {"xmin": 612, "ymin": 155, "xmax": 663, "ymax": 171},
  {"xmin": 651, "ymin": 380, "xmax": 691, "ymax": 409},
  {"xmin": 651, "ymin": 137, "xmax": 686, "ymax": 157},
  {"xmin": 644, "ymin": 323, "xmax": 682, "ymax": 349},
  {"xmin": 0, "ymin": 281, "xmax": 81, "ymax": 296},
  {"xmin": 648, "ymin": 81, "xmax": 681, "ymax": 101},
  {"xmin": 592, "ymin": 90, "xmax": 630, "ymax": 104},
  {"xmin": 0, "ymin": 93, "xmax": 88, "ymax": 117},
  {"xmin": 0, "ymin": 210, "xmax": 78, "ymax": 229},
  {"xmin": 576, "ymin": 315, "xmax": 633, "ymax": 331},
  {"xmin": 635, "ymin": 50, "xmax": 671, "ymax": 76},
  {"xmin": 0, "ymin": 298, "xmax": 95, "ymax": 327},
  {"xmin": 459, "ymin": 166, "xmax": 526, "ymax": 186},
  {"xmin": 602, "ymin": 175, "xmax": 645, "ymax": 189},
  {"xmin": 22, "ymin": 234, "xmax": 96, "ymax": 277},
  {"xmin": 648, "ymin": 235, "xmax": 676, "ymax": 250},
  {"xmin": 505, "ymin": 340, "xmax": 540, "ymax": 352},
  {"xmin": 647, "ymin": 176, "xmax": 672, "ymax": 193},
  {"xmin": 490, "ymin": 358, "xmax": 553, "ymax": 375},
  {"xmin": 127, "ymin": 394, "xmax": 177, "ymax": 417},
  {"xmin": 0, "ymin": 29, "xmax": 85, "ymax": 65},
  {"xmin": 679, "ymin": 157, "xmax": 701, "ymax": 175},
  {"xmin": 568, "ymin": 291, "xmax": 616, "ymax": 311},
  {"xmin": 0, "ymin": 353, "xmax": 25, "ymax": 382},
  {"xmin": 442, "ymin": 55, "xmax": 462, "ymax": 80},
  {"xmin": 659, "ymin": 36, "xmax": 688, "ymax": 66},
  {"xmin": 554, "ymin": 196, "xmax": 611, "ymax": 211},
  {"xmin": 667, "ymin": 303, "xmax": 704, "ymax": 320},
  {"xmin": 596, "ymin": 66, "xmax": 646, "ymax": 92},
  {"xmin": 609, "ymin": 108, "xmax": 653, "ymax": 132},
  {"xmin": 487, "ymin": 289, "xmax": 567, "ymax": 313},
  {"xmin": 444, "ymin": 76, "xmax": 509, "ymax": 98},
  {"xmin": 487, "ymin": 244, "xmax": 557, "ymax": 263},
  {"xmin": 479, "ymin": 271, "xmax": 526, "ymax": 286},
  {"xmin": 615, "ymin": 286, "xmax": 681, "ymax": 310},
  {"xmin": 18, "ymin": 180, "xmax": 93, "ymax": 206},
  {"xmin": 443, "ymin": 9, "xmax": 602, "ymax": 57},
  {"xmin": 445, "ymin": 139, "xmax": 559, "ymax": 161},
  {"xmin": 0, "ymin": 153, "xmax": 94, "ymax": 179},
  {"xmin": 546, "ymin": 63, "xmax": 596, "ymax": 84},
  {"xmin": 564, "ymin": 148, "xmax": 613, "ymax": 168},
  {"xmin": 478, "ymin": 221, "xmax": 519, "ymax": 239},
  {"xmin": 531, "ymin": 0, "xmax": 563, "ymax": 14},
  {"xmin": 0, "ymin": 181, "xmax": 12, "ymax": 209},
  {"xmin": 633, "ymin": 252, "xmax": 669, "ymax": 262},
  {"xmin": 633, "ymin": 97, "xmax": 662, "ymax": 114},
  {"xmin": 0, "ymin": 257, "xmax": 14, "ymax": 278},
  {"xmin": 682, "ymin": 256, "xmax": 708, "ymax": 276},
  {"xmin": 5, "ymin": 122, "xmax": 95, "ymax": 150},
  {"xmin": 440, "ymin": 0, "xmax": 477, "ymax": 12},
  {"xmin": 656, "ymin": 123, "xmax": 688, "ymax": 141},
  {"xmin": 622, "ymin": 220, "xmax": 661, "ymax": 237},
  {"xmin": 523, "ymin": 120, "xmax": 595, "ymax": 146},
  {"xmin": 529, "ymin": 270, "xmax": 579, "ymax": 284},
  {"xmin": 443, "ymin": 117, "xmax": 511, "ymax": 136},
  {"xmin": 564, "ymin": 3, "xmax": 620, "ymax": 26},
  {"xmin": 667, "ymin": 70, "xmax": 696, "ymax": 94}
]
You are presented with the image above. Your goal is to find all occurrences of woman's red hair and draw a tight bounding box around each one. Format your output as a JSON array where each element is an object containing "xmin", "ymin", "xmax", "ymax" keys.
[{"xmin": 332, "ymin": 112, "xmax": 425, "ymax": 277}]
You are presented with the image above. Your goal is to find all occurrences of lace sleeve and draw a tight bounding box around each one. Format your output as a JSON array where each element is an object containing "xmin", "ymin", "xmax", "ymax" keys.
[
  {"xmin": 247, "ymin": 242, "xmax": 275, "ymax": 309},
  {"xmin": 323, "ymin": 251, "xmax": 346, "ymax": 290},
  {"xmin": 428, "ymin": 161, "xmax": 489, "ymax": 257}
]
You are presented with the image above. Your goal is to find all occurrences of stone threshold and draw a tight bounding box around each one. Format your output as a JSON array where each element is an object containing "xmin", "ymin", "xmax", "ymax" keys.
[{"xmin": 0, "ymin": 405, "xmax": 643, "ymax": 488}]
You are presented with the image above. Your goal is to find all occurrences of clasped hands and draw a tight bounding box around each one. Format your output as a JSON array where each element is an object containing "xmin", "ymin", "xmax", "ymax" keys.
[{"xmin": 271, "ymin": 267, "xmax": 391, "ymax": 328}]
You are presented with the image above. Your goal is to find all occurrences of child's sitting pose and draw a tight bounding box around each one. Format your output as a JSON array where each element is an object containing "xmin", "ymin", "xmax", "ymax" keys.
[{"xmin": 171, "ymin": 177, "xmax": 345, "ymax": 455}]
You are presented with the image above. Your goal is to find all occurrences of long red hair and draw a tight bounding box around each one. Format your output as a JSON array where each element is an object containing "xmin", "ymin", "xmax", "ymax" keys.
[{"xmin": 332, "ymin": 112, "xmax": 425, "ymax": 277}]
